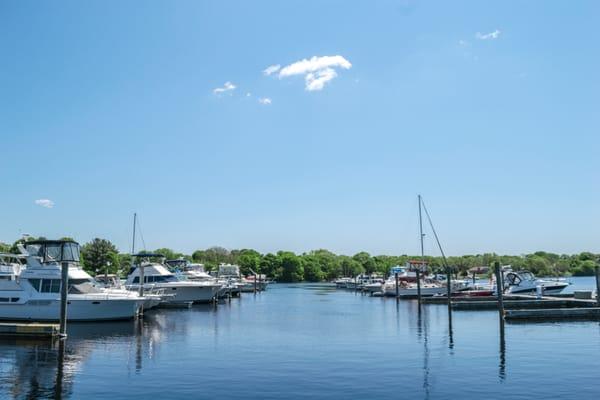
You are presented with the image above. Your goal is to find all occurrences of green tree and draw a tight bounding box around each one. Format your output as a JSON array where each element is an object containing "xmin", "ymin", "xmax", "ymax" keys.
[
  {"xmin": 237, "ymin": 249, "xmax": 262, "ymax": 276},
  {"xmin": 81, "ymin": 238, "xmax": 119, "ymax": 275},
  {"xmin": 302, "ymin": 256, "xmax": 324, "ymax": 282},
  {"xmin": 278, "ymin": 251, "xmax": 304, "ymax": 282}
]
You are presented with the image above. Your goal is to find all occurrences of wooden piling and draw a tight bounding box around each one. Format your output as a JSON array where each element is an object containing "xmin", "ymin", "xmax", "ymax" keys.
[
  {"xmin": 595, "ymin": 266, "xmax": 600, "ymax": 307},
  {"xmin": 59, "ymin": 261, "xmax": 69, "ymax": 338},
  {"xmin": 446, "ymin": 266, "xmax": 452, "ymax": 313},
  {"xmin": 395, "ymin": 272, "xmax": 399, "ymax": 299},
  {"xmin": 415, "ymin": 269, "xmax": 422, "ymax": 305},
  {"xmin": 494, "ymin": 261, "xmax": 504, "ymax": 320},
  {"xmin": 254, "ymin": 273, "xmax": 257, "ymax": 294}
]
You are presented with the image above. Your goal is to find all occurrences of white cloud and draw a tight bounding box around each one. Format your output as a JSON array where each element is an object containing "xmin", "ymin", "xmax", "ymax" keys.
[
  {"xmin": 263, "ymin": 64, "xmax": 281, "ymax": 76},
  {"xmin": 246, "ymin": 92, "xmax": 252, "ymax": 97},
  {"xmin": 258, "ymin": 97, "xmax": 272, "ymax": 105},
  {"xmin": 276, "ymin": 55, "xmax": 352, "ymax": 91},
  {"xmin": 476, "ymin": 30, "xmax": 501, "ymax": 40},
  {"xmin": 305, "ymin": 68, "xmax": 337, "ymax": 91},
  {"xmin": 35, "ymin": 199, "xmax": 54, "ymax": 208},
  {"xmin": 458, "ymin": 39, "xmax": 470, "ymax": 47},
  {"xmin": 213, "ymin": 81, "xmax": 236, "ymax": 95}
]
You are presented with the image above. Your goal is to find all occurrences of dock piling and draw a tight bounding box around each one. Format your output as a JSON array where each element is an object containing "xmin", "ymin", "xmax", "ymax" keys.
[
  {"xmin": 595, "ymin": 265, "xmax": 600, "ymax": 306},
  {"xmin": 395, "ymin": 272, "xmax": 399, "ymax": 300},
  {"xmin": 59, "ymin": 261, "xmax": 69, "ymax": 338},
  {"xmin": 416, "ymin": 269, "xmax": 422, "ymax": 305},
  {"xmin": 494, "ymin": 261, "xmax": 505, "ymax": 321}
]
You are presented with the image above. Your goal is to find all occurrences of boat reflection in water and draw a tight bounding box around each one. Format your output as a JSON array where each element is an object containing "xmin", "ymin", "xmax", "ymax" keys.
[{"xmin": 0, "ymin": 310, "xmax": 197, "ymax": 399}]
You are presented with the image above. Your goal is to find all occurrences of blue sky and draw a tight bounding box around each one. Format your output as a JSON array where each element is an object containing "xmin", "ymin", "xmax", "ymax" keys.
[{"xmin": 1, "ymin": 1, "xmax": 599, "ymax": 256}]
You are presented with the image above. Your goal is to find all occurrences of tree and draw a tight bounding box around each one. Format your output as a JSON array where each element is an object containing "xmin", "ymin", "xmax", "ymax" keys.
[
  {"xmin": 303, "ymin": 256, "xmax": 324, "ymax": 282},
  {"xmin": 352, "ymin": 252, "xmax": 377, "ymax": 274},
  {"xmin": 81, "ymin": 238, "xmax": 119, "ymax": 275},
  {"xmin": 0, "ymin": 242, "xmax": 10, "ymax": 253},
  {"xmin": 278, "ymin": 251, "xmax": 304, "ymax": 282},
  {"xmin": 237, "ymin": 249, "xmax": 262, "ymax": 276}
]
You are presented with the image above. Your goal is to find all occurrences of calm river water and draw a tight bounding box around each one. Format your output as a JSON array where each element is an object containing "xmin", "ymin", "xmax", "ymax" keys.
[{"xmin": 1, "ymin": 277, "xmax": 599, "ymax": 399}]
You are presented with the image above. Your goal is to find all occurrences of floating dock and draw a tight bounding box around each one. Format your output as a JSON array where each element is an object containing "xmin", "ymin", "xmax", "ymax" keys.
[
  {"xmin": 505, "ymin": 307, "xmax": 600, "ymax": 321},
  {"xmin": 0, "ymin": 322, "xmax": 59, "ymax": 338}
]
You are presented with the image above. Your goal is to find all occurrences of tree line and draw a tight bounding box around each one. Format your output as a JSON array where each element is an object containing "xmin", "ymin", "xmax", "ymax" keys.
[{"xmin": 1, "ymin": 237, "xmax": 598, "ymax": 282}]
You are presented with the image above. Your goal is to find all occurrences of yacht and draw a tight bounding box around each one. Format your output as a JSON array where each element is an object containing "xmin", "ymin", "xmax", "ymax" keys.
[
  {"xmin": 166, "ymin": 259, "xmax": 241, "ymax": 298},
  {"xmin": 0, "ymin": 240, "xmax": 146, "ymax": 321},
  {"xmin": 125, "ymin": 255, "xmax": 222, "ymax": 304},
  {"xmin": 502, "ymin": 270, "xmax": 569, "ymax": 295},
  {"xmin": 217, "ymin": 263, "xmax": 256, "ymax": 293}
]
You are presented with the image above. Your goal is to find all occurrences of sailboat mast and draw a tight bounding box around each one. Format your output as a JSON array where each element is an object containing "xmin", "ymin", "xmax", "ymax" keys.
[
  {"xmin": 418, "ymin": 195, "xmax": 424, "ymax": 262},
  {"xmin": 131, "ymin": 213, "xmax": 137, "ymax": 255}
]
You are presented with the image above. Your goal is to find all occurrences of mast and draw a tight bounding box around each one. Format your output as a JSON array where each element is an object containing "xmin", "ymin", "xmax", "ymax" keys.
[
  {"xmin": 131, "ymin": 213, "xmax": 137, "ymax": 255},
  {"xmin": 418, "ymin": 195, "xmax": 425, "ymax": 262},
  {"xmin": 416, "ymin": 195, "xmax": 423, "ymax": 304}
]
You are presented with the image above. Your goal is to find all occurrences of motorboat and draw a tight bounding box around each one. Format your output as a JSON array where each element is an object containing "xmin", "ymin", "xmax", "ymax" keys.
[
  {"xmin": 334, "ymin": 277, "xmax": 353, "ymax": 289},
  {"xmin": 383, "ymin": 279, "xmax": 449, "ymax": 297},
  {"xmin": 125, "ymin": 255, "xmax": 222, "ymax": 304},
  {"xmin": 167, "ymin": 260, "xmax": 241, "ymax": 298},
  {"xmin": 0, "ymin": 240, "xmax": 146, "ymax": 321},
  {"xmin": 94, "ymin": 273, "xmax": 165, "ymax": 310},
  {"xmin": 217, "ymin": 263, "xmax": 256, "ymax": 293},
  {"xmin": 502, "ymin": 270, "xmax": 569, "ymax": 295}
]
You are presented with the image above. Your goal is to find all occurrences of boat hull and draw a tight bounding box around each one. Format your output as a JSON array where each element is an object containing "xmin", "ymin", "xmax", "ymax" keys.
[{"xmin": 0, "ymin": 298, "xmax": 143, "ymax": 321}]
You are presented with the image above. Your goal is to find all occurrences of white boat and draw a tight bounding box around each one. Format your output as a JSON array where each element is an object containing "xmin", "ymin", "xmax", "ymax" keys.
[
  {"xmin": 167, "ymin": 260, "xmax": 241, "ymax": 298},
  {"xmin": 0, "ymin": 240, "xmax": 146, "ymax": 321},
  {"xmin": 502, "ymin": 270, "xmax": 569, "ymax": 295},
  {"xmin": 334, "ymin": 277, "xmax": 353, "ymax": 289},
  {"xmin": 125, "ymin": 257, "xmax": 222, "ymax": 304},
  {"xmin": 382, "ymin": 279, "xmax": 448, "ymax": 297}
]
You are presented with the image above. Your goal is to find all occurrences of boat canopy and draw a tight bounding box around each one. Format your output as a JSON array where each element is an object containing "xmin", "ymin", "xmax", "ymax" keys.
[{"xmin": 24, "ymin": 240, "xmax": 80, "ymax": 263}]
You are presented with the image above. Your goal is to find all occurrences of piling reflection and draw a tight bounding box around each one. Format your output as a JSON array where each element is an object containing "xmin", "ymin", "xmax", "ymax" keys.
[
  {"xmin": 499, "ymin": 318, "xmax": 506, "ymax": 381},
  {"xmin": 416, "ymin": 305, "xmax": 430, "ymax": 400},
  {"xmin": 0, "ymin": 310, "xmax": 195, "ymax": 399}
]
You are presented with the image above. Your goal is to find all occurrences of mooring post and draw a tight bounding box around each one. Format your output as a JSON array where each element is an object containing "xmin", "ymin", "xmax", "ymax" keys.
[
  {"xmin": 59, "ymin": 261, "xmax": 69, "ymax": 338},
  {"xmin": 254, "ymin": 273, "xmax": 257, "ymax": 294},
  {"xmin": 446, "ymin": 266, "xmax": 452, "ymax": 312},
  {"xmin": 494, "ymin": 261, "xmax": 504, "ymax": 320},
  {"xmin": 395, "ymin": 272, "xmax": 399, "ymax": 299},
  {"xmin": 595, "ymin": 265, "xmax": 600, "ymax": 306},
  {"xmin": 472, "ymin": 271, "xmax": 476, "ymax": 284},
  {"xmin": 416, "ymin": 269, "xmax": 422, "ymax": 305}
]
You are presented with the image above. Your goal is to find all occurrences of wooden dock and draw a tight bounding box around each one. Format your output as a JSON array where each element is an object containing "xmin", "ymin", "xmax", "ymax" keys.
[
  {"xmin": 0, "ymin": 322, "xmax": 59, "ymax": 338},
  {"xmin": 505, "ymin": 307, "xmax": 600, "ymax": 321},
  {"xmin": 452, "ymin": 298, "xmax": 596, "ymax": 311}
]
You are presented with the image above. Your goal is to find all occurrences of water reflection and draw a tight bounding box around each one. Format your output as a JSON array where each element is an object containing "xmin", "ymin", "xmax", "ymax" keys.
[
  {"xmin": 416, "ymin": 305, "xmax": 430, "ymax": 400},
  {"xmin": 0, "ymin": 310, "xmax": 193, "ymax": 399},
  {"xmin": 499, "ymin": 318, "xmax": 506, "ymax": 381}
]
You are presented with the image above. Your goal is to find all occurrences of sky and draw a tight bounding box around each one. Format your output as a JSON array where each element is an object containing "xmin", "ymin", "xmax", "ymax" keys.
[{"xmin": 1, "ymin": 1, "xmax": 599, "ymax": 256}]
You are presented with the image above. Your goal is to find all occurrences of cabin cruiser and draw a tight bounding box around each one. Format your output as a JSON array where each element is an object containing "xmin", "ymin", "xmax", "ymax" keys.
[
  {"xmin": 334, "ymin": 277, "xmax": 353, "ymax": 289},
  {"xmin": 216, "ymin": 263, "xmax": 257, "ymax": 293},
  {"xmin": 0, "ymin": 240, "xmax": 146, "ymax": 321},
  {"xmin": 502, "ymin": 270, "xmax": 569, "ymax": 295},
  {"xmin": 125, "ymin": 255, "xmax": 222, "ymax": 304},
  {"xmin": 166, "ymin": 260, "xmax": 241, "ymax": 298},
  {"xmin": 94, "ymin": 273, "xmax": 165, "ymax": 310}
]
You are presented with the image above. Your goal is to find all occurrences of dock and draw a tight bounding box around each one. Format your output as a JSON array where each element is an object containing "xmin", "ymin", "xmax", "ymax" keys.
[
  {"xmin": 505, "ymin": 307, "xmax": 600, "ymax": 321},
  {"xmin": 0, "ymin": 322, "xmax": 59, "ymax": 338}
]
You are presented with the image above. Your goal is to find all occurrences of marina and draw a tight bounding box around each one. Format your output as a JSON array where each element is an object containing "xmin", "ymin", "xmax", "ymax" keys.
[{"xmin": 2, "ymin": 281, "xmax": 600, "ymax": 399}]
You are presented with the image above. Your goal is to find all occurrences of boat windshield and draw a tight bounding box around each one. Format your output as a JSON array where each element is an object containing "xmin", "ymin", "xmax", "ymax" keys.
[{"xmin": 520, "ymin": 271, "xmax": 534, "ymax": 281}]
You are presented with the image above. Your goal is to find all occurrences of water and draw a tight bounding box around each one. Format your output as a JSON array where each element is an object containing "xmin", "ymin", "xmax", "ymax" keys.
[{"xmin": 1, "ymin": 277, "xmax": 599, "ymax": 399}]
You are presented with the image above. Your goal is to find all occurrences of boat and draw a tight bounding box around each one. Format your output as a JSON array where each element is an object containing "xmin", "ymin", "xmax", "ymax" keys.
[
  {"xmin": 125, "ymin": 254, "xmax": 222, "ymax": 304},
  {"xmin": 0, "ymin": 240, "xmax": 146, "ymax": 321},
  {"xmin": 334, "ymin": 277, "xmax": 353, "ymax": 289},
  {"xmin": 166, "ymin": 259, "xmax": 241, "ymax": 298},
  {"xmin": 502, "ymin": 269, "xmax": 569, "ymax": 295}
]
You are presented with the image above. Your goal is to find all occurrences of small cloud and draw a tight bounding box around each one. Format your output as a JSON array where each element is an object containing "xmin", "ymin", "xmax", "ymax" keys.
[
  {"xmin": 258, "ymin": 97, "xmax": 272, "ymax": 105},
  {"xmin": 458, "ymin": 40, "xmax": 470, "ymax": 47},
  {"xmin": 213, "ymin": 81, "xmax": 236, "ymax": 95},
  {"xmin": 263, "ymin": 64, "xmax": 281, "ymax": 76},
  {"xmin": 476, "ymin": 30, "xmax": 501, "ymax": 40},
  {"xmin": 35, "ymin": 199, "xmax": 54, "ymax": 208},
  {"xmin": 246, "ymin": 92, "xmax": 252, "ymax": 97},
  {"xmin": 276, "ymin": 55, "xmax": 352, "ymax": 91}
]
